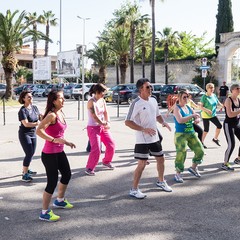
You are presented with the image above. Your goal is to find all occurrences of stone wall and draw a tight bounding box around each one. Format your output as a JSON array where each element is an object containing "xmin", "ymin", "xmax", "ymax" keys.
[{"xmin": 97, "ymin": 59, "xmax": 197, "ymax": 87}]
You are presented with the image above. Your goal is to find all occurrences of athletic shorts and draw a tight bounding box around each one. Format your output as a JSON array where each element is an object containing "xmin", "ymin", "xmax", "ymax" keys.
[{"xmin": 134, "ymin": 141, "xmax": 164, "ymax": 160}]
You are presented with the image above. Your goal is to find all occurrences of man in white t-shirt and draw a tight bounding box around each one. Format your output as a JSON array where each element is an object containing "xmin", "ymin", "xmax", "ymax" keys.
[{"xmin": 125, "ymin": 78, "xmax": 172, "ymax": 199}]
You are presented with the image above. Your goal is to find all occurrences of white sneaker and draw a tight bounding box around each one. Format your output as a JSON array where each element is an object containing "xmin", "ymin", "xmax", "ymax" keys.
[
  {"xmin": 129, "ymin": 188, "xmax": 147, "ymax": 199},
  {"xmin": 156, "ymin": 180, "xmax": 173, "ymax": 192}
]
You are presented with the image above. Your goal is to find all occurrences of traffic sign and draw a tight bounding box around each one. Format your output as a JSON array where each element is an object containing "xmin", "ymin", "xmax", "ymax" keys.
[{"xmin": 199, "ymin": 66, "xmax": 210, "ymax": 70}]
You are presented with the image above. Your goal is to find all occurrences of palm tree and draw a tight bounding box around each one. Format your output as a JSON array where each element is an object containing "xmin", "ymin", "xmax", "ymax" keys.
[
  {"xmin": 0, "ymin": 10, "xmax": 46, "ymax": 99},
  {"xmin": 115, "ymin": 3, "xmax": 149, "ymax": 83},
  {"xmin": 86, "ymin": 43, "xmax": 113, "ymax": 84},
  {"xmin": 25, "ymin": 12, "xmax": 43, "ymax": 58},
  {"xmin": 158, "ymin": 27, "xmax": 179, "ymax": 84},
  {"xmin": 148, "ymin": 0, "xmax": 164, "ymax": 83},
  {"xmin": 40, "ymin": 10, "xmax": 57, "ymax": 56},
  {"xmin": 101, "ymin": 27, "xmax": 130, "ymax": 84}
]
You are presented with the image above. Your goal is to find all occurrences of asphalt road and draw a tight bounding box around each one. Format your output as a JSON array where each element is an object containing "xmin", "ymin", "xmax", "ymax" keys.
[{"xmin": 0, "ymin": 98, "xmax": 240, "ymax": 240}]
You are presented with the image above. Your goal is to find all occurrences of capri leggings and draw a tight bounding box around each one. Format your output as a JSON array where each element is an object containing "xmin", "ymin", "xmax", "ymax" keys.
[
  {"xmin": 223, "ymin": 122, "xmax": 240, "ymax": 163},
  {"xmin": 41, "ymin": 151, "xmax": 71, "ymax": 194},
  {"xmin": 19, "ymin": 131, "xmax": 37, "ymax": 167},
  {"xmin": 202, "ymin": 116, "xmax": 222, "ymax": 132}
]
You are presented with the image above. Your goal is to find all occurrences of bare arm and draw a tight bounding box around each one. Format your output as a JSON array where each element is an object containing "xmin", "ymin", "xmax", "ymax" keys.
[
  {"xmin": 156, "ymin": 114, "xmax": 171, "ymax": 131},
  {"xmin": 225, "ymin": 98, "xmax": 240, "ymax": 118},
  {"xmin": 21, "ymin": 119, "xmax": 39, "ymax": 128},
  {"xmin": 36, "ymin": 112, "xmax": 76, "ymax": 148},
  {"xmin": 125, "ymin": 120, "xmax": 156, "ymax": 136},
  {"xmin": 88, "ymin": 99, "xmax": 108, "ymax": 126}
]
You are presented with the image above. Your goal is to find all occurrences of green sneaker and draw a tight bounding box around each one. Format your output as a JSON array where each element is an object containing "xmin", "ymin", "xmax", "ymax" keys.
[
  {"xmin": 39, "ymin": 209, "xmax": 60, "ymax": 222},
  {"xmin": 53, "ymin": 199, "xmax": 73, "ymax": 209}
]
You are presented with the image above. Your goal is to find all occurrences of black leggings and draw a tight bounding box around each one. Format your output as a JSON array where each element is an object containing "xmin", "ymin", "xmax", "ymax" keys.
[
  {"xmin": 202, "ymin": 116, "xmax": 222, "ymax": 132},
  {"xmin": 193, "ymin": 123, "xmax": 203, "ymax": 142},
  {"xmin": 223, "ymin": 122, "xmax": 240, "ymax": 163},
  {"xmin": 41, "ymin": 151, "xmax": 71, "ymax": 194},
  {"xmin": 19, "ymin": 131, "xmax": 37, "ymax": 167}
]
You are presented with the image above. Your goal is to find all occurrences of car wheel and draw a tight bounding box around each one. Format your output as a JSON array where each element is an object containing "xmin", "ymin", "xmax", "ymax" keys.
[
  {"xmin": 84, "ymin": 93, "xmax": 89, "ymax": 100},
  {"xmin": 42, "ymin": 92, "xmax": 46, "ymax": 97}
]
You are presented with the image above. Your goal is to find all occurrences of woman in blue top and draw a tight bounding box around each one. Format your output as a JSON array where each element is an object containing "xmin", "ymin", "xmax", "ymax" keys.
[
  {"xmin": 173, "ymin": 90, "xmax": 204, "ymax": 183},
  {"xmin": 18, "ymin": 90, "xmax": 41, "ymax": 182},
  {"xmin": 199, "ymin": 83, "xmax": 223, "ymax": 148}
]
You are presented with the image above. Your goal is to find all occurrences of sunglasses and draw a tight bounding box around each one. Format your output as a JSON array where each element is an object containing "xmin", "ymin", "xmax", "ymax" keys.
[
  {"xmin": 183, "ymin": 95, "xmax": 189, "ymax": 99},
  {"xmin": 145, "ymin": 85, "xmax": 153, "ymax": 89},
  {"xmin": 235, "ymin": 87, "xmax": 240, "ymax": 90}
]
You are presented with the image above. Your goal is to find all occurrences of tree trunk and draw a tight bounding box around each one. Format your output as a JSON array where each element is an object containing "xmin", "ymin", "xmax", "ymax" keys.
[
  {"xmin": 164, "ymin": 43, "xmax": 169, "ymax": 85},
  {"xmin": 44, "ymin": 23, "xmax": 49, "ymax": 56},
  {"xmin": 116, "ymin": 63, "xmax": 119, "ymax": 85},
  {"xmin": 151, "ymin": 0, "xmax": 156, "ymax": 83},
  {"xmin": 130, "ymin": 24, "xmax": 135, "ymax": 84},
  {"xmin": 3, "ymin": 68, "xmax": 13, "ymax": 100},
  {"xmin": 33, "ymin": 23, "xmax": 37, "ymax": 58},
  {"xmin": 119, "ymin": 55, "xmax": 128, "ymax": 84},
  {"xmin": 142, "ymin": 44, "xmax": 146, "ymax": 78},
  {"xmin": 99, "ymin": 66, "xmax": 106, "ymax": 84}
]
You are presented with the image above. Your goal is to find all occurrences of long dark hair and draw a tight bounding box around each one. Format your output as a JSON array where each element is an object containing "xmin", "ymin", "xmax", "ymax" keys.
[{"xmin": 42, "ymin": 90, "xmax": 63, "ymax": 119}]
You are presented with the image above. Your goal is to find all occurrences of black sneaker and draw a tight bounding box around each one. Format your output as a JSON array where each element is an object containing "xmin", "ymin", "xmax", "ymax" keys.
[
  {"xmin": 234, "ymin": 158, "xmax": 240, "ymax": 165},
  {"xmin": 202, "ymin": 143, "xmax": 207, "ymax": 149},
  {"xmin": 221, "ymin": 163, "xmax": 234, "ymax": 171},
  {"xmin": 212, "ymin": 138, "xmax": 221, "ymax": 146}
]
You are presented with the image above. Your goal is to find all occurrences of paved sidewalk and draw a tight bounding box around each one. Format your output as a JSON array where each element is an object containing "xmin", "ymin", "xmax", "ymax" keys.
[{"xmin": 0, "ymin": 99, "xmax": 240, "ymax": 240}]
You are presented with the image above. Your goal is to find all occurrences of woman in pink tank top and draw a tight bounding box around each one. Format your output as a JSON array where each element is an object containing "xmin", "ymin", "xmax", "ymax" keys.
[
  {"xmin": 85, "ymin": 83, "xmax": 115, "ymax": 176},
  {"xmin": 36, "ymin": 90, "xmax": 76, "ymax": 222}
]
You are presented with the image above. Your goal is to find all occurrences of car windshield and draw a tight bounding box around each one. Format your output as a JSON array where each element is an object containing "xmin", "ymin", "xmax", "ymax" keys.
[{"xmin": 161, "ymin": 85, "xmax": 175, "ymax": 93}]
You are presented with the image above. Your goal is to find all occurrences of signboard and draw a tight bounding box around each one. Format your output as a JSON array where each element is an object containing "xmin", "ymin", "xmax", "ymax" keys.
[
  {"xmin": 199, "ymin": 66, "xmax": 210, "ymax": 70},
  {"xmin": 33, "ymin": 57, "xmax": 51, "ymax": 81},
  {"xmin": 202, "ymin": 57, "xmax": 207, "ymax": 66},
  {"xmin": 202, "ymin": 69, "xmax": 207, "ymax": 78},
  {"xmin": 57, "ymin": 50, "xmax": 81, "ymax": 78}
]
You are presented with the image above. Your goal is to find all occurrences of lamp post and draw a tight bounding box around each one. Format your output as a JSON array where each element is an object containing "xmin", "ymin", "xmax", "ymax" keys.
[
  {"xmin": 77, "ymin": 16, "xmax": 90, "ymax": 121},
  {"xmin": 59, "ymin": 0, "xmax": 62, "ymax": 52}
]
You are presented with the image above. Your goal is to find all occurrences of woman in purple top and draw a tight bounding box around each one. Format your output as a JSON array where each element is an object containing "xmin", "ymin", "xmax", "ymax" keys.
[{"xmin": 36, "ymin": 90, "xmax": 76, "ymax": 222}]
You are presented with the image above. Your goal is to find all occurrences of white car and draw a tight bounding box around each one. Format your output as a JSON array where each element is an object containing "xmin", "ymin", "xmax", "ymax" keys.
[
  {"xmin": 34, "ymin": 87, "xmax": 47, "ymax": 97},
  {"xmin": 72, "ymin": 83, "xmax": 95, "ymax": 100}
]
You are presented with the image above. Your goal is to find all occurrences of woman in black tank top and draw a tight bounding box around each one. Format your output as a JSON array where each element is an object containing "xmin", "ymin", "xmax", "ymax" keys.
[{"xmin": 222, "ymin": 84, "xmax": 240, "ymax": 171}]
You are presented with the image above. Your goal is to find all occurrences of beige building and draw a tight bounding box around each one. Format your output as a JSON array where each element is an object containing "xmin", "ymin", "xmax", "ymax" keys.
[{"xmin": 0, "ymin": 45, "xmax": 57, "ymax": 83}]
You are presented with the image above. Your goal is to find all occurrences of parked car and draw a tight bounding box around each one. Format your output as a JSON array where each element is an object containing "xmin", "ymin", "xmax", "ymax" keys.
[
  {"xmin": 104, "ymin": 86, "xmax": 118, "ymax": 102},
  {"xmin": 112, "ymin": 84, "xmax": 137, "ymax": 104},
  {"xmin": 72, "ymin": 83, "xmax": 95, "ymax": 100},
  {"xmin": 13, "ymin": 84, "xmax": 32, "ymax": 95},
  {"xmin": 151, "ymin": 83, "xmax": 164, "ymax": 103},
  {"xmin": 0, "ymin": 83, "xmax": 6, "ymax": 98},
  {"xmin": 159, "ymin": 83, "xmax": 205, "ymax": 108},
  {"xmin": 34, "ymin": 85, "xmax": 48, "ymax": 97},
  {"xmin": 31, "ymin": 84, "xmax": 47, "ymax": 96},
  {"xmin": 63, "ymin": 84, "xmax": 77, "ymax": 99}
]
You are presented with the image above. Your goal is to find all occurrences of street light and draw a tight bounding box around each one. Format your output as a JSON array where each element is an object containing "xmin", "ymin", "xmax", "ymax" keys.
[
  {"xmin": 77, "ymin": 16, "xmax": 90, "ymax": 121},
  {"xmin": 59, "ymin": 0, "xmax": 62, "ymax": 52}
]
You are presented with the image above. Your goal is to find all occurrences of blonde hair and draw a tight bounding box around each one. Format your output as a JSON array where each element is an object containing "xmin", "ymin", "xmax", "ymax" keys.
[{"xmin": 206, "ymin": 83, "xmax": 214, "ymax": 90}]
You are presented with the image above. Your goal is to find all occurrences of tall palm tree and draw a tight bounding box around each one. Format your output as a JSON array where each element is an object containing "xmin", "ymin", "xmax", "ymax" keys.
[
  {"xmin": 101, "ymin": 27, "xmax": 130, "ymax": 84},
  {"xmin": 115, "ymin": 3, "xmax": 149, "ymax": 83},
  {"xmin": 148, "ymin": 0, "xmax": 164, "ymax": 83},
  {"xmin": 25, "ymin": 12, "xmax": 43, "ymax": 58},
  {"xmin": 86, "ymin": 43, "xmax": 113, "ymax": 84},
  {"xmin": 158, "ymin": 27, "xmax": 179, "ymax": 84},
  {"xmin": 40, "ymin": 10, "xmax": 57, "ymax": 56},
  {"xmin": 0, "ymin": 10, "xmax": 46, "ymax": 99}
]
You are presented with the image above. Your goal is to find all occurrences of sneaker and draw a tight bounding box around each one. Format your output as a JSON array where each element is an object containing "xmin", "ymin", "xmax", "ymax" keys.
[
  {"xmin": 53, "ymin": 199, "xmax": 73, "ymax": 209},
  {"xmin": 28, "ymin": 169, "xmax": 37, "ymax": 175},
  {"xmin": 129, "ymin": 188, "xmax": 147, "ymax": 199},
  {"xmin": 212, "ymin": 138, "xmax": 221, "ymax": 146},
  {"xmin": 202, "ymin": 143, "xmax": 207, "ymax": 149},
  {"xmin": 234, "ymin": 158, "xmax": 240, "ymax": 165},
  {"xmin": 221, "ymin": 163, "xmax": 234, "ymax": 171},
  {"xmin": 22, "ymin": 173, "xmax": 33, "ymax": 182},
  {"xmin": 174, "ymin": 174, "xmax": 184, "ymax": 183},
  {"xmin": 156, "ymin": 180, "xmax": 173, "ymax": 192},
  {"xmin": 102, "ymin": 163, "xmax": 115, "ymax": 170},
  {"xmin": 188, "ymin": 167, "xmax": 201, "ymax": 178},
  {"xmin": 85, "ymin": 169, "xmax": 95, "ymax": 176},
  {"xmin": 39, "ymin": 209, "xmax": 60, "ymax": 222}
]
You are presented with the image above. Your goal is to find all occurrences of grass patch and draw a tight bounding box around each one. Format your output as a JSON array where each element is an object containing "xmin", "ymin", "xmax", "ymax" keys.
[{"xmin": 0, "ymin": 99, "xmax": 20, "ymax": 107}]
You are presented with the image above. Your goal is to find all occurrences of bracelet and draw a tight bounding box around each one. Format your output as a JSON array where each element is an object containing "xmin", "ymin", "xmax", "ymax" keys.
[{"xmin": 51, "ymin": 138, "xmax": 55, "ymax": 142}]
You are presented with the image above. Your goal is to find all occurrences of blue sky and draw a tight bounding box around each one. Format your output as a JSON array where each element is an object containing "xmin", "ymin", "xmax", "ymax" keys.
[{"xmin": 1, "ymin": 0, "xmax": 240, "ymax": 55}]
